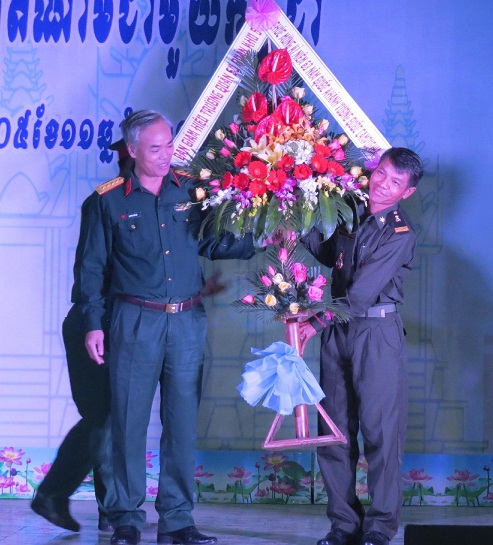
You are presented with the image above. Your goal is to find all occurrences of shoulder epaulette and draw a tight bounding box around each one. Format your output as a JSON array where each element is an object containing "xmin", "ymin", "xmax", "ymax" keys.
[
  {"xmin": 95, "ymin": 176, "xmax": 125, "ymax": 195},
  {"xmin": 392, "ymin": 209, "xmax": 410, "ymax": 233}
]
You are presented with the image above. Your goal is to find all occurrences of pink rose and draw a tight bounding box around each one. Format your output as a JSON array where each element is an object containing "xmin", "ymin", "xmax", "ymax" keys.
[
  {"xmin": 308, "ymin": 286, "xmax": 324, "ymax": 301},
  {"xmin": 261, "ymin": 275, "xmax": 273, "ymax": 286},
  {"xmin": 312, "ymin": 274, "xmax": 327, "ymax": 288},
  {"xmin": 241, "ymin": 295, "xmax": 255, "ymax": 304},
  {"xmin": 292, "ymin": 263, "xmax": 307, "ymax": 282},
  {"xmin": 267, "ymin": 265, "xmax": 276, "ymax": 276}
]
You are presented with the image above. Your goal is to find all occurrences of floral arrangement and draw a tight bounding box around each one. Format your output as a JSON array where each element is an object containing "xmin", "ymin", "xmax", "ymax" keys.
[
  {"xmin": 181, "ymin": 47, "xmax": 374, "ymax": 248},
  {"xmin": 233, "ymin": 237, "xmax": 349, "ymax": 322}
]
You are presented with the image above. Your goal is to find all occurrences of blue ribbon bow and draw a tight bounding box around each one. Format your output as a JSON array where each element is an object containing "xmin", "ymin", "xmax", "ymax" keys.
[{"xmin": 237, "ymin": 341, "xmax": 325, "ymax": 415}]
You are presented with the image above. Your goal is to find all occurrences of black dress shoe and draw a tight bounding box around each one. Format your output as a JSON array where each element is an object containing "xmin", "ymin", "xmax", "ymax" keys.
[
  {"xmin": 317, "ymin": 527, "xmax": 360, "ymax": 545},
  {"xmin": 110, "ymin": 525, "xmax": 141, "ymax": 545},
  {"xmin": 157, "ymin": 525, "xmax": 218, "ymax": 544},
  {"xmin": 31, "ymin": 493, "xmax": 80, "ymax": 532},
  {"xmin": 360, "ymin": 531, "xmax": 389, "ymax": 545}
]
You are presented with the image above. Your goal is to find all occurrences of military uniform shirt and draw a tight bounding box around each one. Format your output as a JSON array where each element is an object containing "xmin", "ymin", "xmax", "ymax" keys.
[
  {"xmin": 72, "ymin": 171, "xmax": 255, "ymax": 333},
  {"xmin": 302, "ymin": 202, "xmax": 417, "ymax": 317}
]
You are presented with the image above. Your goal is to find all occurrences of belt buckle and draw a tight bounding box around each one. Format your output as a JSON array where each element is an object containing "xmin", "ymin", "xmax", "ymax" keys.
[{"xmin": 166, "ymin": 303, "xmax": 180, "ymax": 314}]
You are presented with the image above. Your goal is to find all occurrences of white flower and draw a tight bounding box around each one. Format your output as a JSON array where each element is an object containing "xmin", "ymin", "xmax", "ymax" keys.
[
  {"xmin": 284, "ymin": 139, "xmax": 314, "ymax": 164},
  {"xmin": 291, "ymin": 86, "xmax": 306, "ymax": 99},
  {"xmin": 199, "ymin": 168, "xmax": 212, "ymax": 180},
  {"xmin": 215, "ymin": 129, "xmax": 225, "ymax": 140}
]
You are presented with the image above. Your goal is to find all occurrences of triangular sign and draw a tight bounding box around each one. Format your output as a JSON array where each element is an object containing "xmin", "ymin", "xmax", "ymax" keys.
[{"xmin": 172, "ymin": 1, "xmax": 390, "ymax": 167}]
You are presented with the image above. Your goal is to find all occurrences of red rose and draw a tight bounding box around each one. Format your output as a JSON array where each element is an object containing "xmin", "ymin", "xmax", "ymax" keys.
[
  {"xmin": 234, "ymin": 151, "xmax": 252, "ymax": 168},
  {"xmin": 326, "ymin": 161, "xmax": 346, "ymax": 176},
  {"xmin": 242, "ymin": 92, "xmax": 268, "ymax": 123},
  {"xmin": 222, "ymin": 172, "xmax": 234, "ymax": 189},
  {"xmin": 293, "ymin": 163, "xmax": 312, "ymax": 180},
  {"xmin": 249, "ymin": 179, "xmax": 267, "ymax": 196},
  {"xmin": 311, "ymin": 153, "xmax": 329, "ymax": 173},
  {"xmin": 258, "ymin": 49, "xmax": 293, "ymax": 85},
  {"xmin": 233, "ymin": 172, "xmax": 250, "ymax": 190},
  {"xmin": 275, "ymin": 97, "xmax": 304, "ymax": 125},
  {"xmin": 277, "ymin": 155, "xmax": 295, "ymax": 170},
  {"xmin": 248, "ymin": 160, "xmax": 268, "ymax": 179}
]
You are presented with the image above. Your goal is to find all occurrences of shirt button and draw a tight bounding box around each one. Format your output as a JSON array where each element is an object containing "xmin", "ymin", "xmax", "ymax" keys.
[
  {"xmin": 167, "ymin": 277, "xmax": 172, "ymax": 282},
  {"xmin": 161, "ymin": 223, "xmax": 165, "ymax": 228},
  {"xmin": 165, "ymin": 250, "xmax": 170, "ymax": 255}
]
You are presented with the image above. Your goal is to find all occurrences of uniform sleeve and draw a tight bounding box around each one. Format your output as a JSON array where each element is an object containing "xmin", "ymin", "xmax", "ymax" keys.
[
  {"xmin": 299, "ymin": 227, "xmax": 337, "ymax": 268},
  {"xmin": 198, "ymin": 231, "xmax": 257, "ymax": 261},
  {"xmin": 71, "ymin": 192, "xmax": 112, "ymax": 333},
  {"xmin": 345, "ymin": 229, "xmax": 416, "ymax": 316}
]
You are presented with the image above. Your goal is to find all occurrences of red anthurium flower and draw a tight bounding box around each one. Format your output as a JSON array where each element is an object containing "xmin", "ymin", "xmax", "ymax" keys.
[
  {"xmin": 254, "ymin": 113, "xmax": 283, "ymax": 141},
  {"xmin": 277, "ymin": 155, "xmax": 295, "ymax": 170},
  {"xmin": 234, "ymin": 151, "xmax": 252, "ymax": 167},
  {"xmin": 275, "ymin": 97, "xmax": 304, "ymax": 125},
  {"xmin": 233, "ymin": 172, "xmax": 250, "ymax": 190},
  {"xmin": 249, "ymin": 179, "xmax": 267, "ymax": 196},
  {"xmin": 311, "ymin": 153, "xmax": 329, "ymax": 173},
  {"xmin": 242, "ymin": 92, "xmax": 268, "ymax": 123},
  {"xmin": 293, "ymin": 163, "xmax": 312, "ymax": 180},
  {"xmin": 222, "ymin": 172, "xmax": 234, "ymax": 188},
  {"xmin": 258, "ymin": 49, "xmax": 293, "ymax": 85},
  {"xmin": 248, "ymin": 160, "xmax": 268, "ymax": 179},
  {"xmin": 326, "ymin": 161, "xmax": 346, "ymax": 176}
]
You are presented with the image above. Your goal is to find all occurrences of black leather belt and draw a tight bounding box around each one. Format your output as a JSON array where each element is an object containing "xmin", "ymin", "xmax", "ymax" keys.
[
  {"xmin": 118, "ymin": 294, "xmax": 202, "ymax": 314},
  {"xmin": 357, "ymin": 303, "xmax": 397, "ymax": 318}
]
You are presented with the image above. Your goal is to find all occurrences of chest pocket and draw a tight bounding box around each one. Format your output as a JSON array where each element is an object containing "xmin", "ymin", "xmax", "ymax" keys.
[
  {"xmin": 116, "ymin": 216, "xmax": 156, "ymax": 256},
  {"xmin": 172, "ymin": 207, "xmax": 200, "ymax": 245}
]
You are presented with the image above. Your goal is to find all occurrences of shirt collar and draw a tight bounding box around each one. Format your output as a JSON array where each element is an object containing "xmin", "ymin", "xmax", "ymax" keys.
[{"xmin": 365, "ymin": 203, "xmax": 399, "ymax": 230}]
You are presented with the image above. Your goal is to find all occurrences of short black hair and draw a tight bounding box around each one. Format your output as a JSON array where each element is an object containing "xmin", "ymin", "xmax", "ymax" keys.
[{"xmin": 379, "ymin": 147, "xmax": 424, "ymax": 187}]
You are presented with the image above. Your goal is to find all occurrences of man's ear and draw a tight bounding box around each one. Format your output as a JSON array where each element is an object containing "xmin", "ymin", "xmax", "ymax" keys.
[
  {"xmin": 127, "ymin": 142, "xmax": 137, "ymax": 159},
  {"xmin": 402, "ymin": 186, "xmax": 416, "ymax": 200}
]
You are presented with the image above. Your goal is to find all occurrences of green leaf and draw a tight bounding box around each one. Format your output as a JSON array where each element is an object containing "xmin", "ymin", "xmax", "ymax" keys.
[
  {"xmin": 318, "ymin": 191, "xmax": 337, "ymax": 240},
  {"xmin": 334, "ymin": 194, "xmax": 354, "ymax": 233},
  {"xmin": 301, "ymin": 207, "xmax": 315, "ymax": 236},
  {"xmin": 264, "ymin": 195, "xmax": 283, "ymax": 235}
]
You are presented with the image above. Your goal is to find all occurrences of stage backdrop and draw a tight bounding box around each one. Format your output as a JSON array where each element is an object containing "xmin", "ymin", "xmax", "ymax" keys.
[{"xmin": 1, "ymin": 0, "xmax": 493, "ymax": 464}]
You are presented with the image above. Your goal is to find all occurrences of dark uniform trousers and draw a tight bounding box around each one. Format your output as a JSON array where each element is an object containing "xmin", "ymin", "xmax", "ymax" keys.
[
  {"xmin": 317, "ymin": 312, "xmax": 408, "ymax": 539},
  {"xmin": 37, "ymin": 306, "xmax": 115, "ymax": 517},
  {"xmin": 107, "ymin": 298, "xmax": 208, "ymax": 533}
]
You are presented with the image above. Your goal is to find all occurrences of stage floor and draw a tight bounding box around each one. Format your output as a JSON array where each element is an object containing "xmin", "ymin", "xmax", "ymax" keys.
[{"xmin": 2, "ymin": 500, "xmax": 492, "ymax": 544}]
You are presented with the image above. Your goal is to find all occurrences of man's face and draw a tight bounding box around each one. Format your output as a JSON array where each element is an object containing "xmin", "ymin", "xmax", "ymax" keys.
[
  {"xmin": 128, "ymin": 119, "xmax": 174, "ymax": 179},
  {"xmin": 369, "ymin": 157, "xmax": 416, "ymax": 212}
]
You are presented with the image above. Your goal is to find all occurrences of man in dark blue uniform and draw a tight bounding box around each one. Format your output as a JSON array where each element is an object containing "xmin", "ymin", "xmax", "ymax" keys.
[
  {"xmin": 300, "ymin": 148, "xmax": 424, "ymax": 545},
  {"xmin": 74, "ymin": 110, "xmax": 256, "ymax": 545}
]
